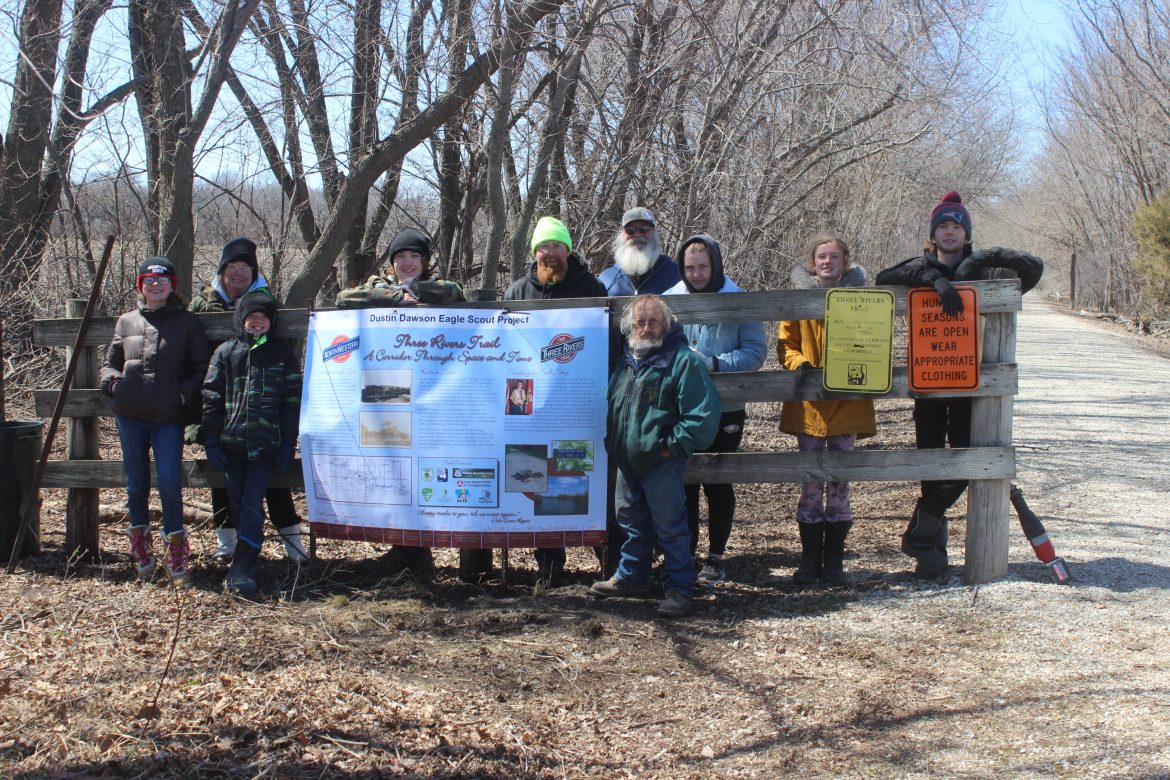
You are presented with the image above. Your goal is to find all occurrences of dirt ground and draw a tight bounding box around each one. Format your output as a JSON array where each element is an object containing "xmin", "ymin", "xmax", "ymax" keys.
[{"xmin": 2, "ymin": 299, "xmax": 1168, "ymax": 779}]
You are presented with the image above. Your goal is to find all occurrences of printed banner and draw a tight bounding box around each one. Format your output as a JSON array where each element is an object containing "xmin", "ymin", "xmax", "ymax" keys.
[
  {"xmin": 822, "ymin": 288, "xmax": 894, "ymax": 393},
  {"xmin": 907, "ymin": 286, "xmax": 980, "ymax": 392},
  {"xmin": 300, "ymin": 307, "xmax": 610, "ymax": 548}
]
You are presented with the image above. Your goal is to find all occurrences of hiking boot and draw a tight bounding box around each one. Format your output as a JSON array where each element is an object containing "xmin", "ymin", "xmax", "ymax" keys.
[
  {"xmin": 589, "ymin": 575, "xmax": 650, "ymax": 598},
  {"xmin": 657, "ymin": 590, "xmax": 691, "ymax": 617},
  {"xmin": 277, "ymin": 524, "xmax": 310, "ymax": 563},
  {"xmin": 697, "ymin": 557, "xmax": 726, "ymax": 584},
  {"xmin": 792, "ymin": 522, "xmax": 824, "ymax": 584},
  {"xmin": 161, "ymin": 529, "xmax": 194, "ymax": 588},
  {"xmin": 212, "ymin": 527, "xmax": 237, "ymax": 562},
  {"xmin": 125, "ymin": 526, "xmax": 157, "ymax": 580},
  {"xmin": 225, "ymin": 542, "xmax": 261, "ymax": 596}
]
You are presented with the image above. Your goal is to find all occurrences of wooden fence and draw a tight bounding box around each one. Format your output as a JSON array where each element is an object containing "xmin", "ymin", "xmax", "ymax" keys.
[{"xmin": 32, "ymin": 279, "xmax": 1022, "ymax": 584}]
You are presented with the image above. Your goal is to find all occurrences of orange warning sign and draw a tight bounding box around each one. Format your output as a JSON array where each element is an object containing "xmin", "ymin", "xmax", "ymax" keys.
[{"xmin": 907, "ymin": 286, "xmax": 979, "ymax": 392}]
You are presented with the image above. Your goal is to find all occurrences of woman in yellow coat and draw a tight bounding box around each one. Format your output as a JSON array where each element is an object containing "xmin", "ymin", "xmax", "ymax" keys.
[{"xmin": 780, "ymin": 232, "xmax": 876, "ymax": 584}]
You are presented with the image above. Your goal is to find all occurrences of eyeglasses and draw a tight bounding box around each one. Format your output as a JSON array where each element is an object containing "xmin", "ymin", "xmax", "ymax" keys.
[
  {"xmin": 141, "ymin": 276, "xmax": 172, "ymax": 286},
  {"xmin": 623, "ymin": 224, "xmax": 654, "ymax": 236},
  {"xmin": 633, "ymin": 318, "xmax": 664, "ymax": 329}
]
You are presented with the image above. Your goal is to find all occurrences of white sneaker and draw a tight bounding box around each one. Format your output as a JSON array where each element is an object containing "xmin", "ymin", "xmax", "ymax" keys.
[
  {"xmin": 213, "ymin": 528, "xmax": 237, "ymax": 561},
  {"xmin": 278, "ymin": 524, "xmax": 310, "ymax": 563}
]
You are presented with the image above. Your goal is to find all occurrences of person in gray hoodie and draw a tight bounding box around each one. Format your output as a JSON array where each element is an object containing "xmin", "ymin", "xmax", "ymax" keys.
[{"xmin": 664, "ymin": 235, "xmax": 765, "ymax": 583}]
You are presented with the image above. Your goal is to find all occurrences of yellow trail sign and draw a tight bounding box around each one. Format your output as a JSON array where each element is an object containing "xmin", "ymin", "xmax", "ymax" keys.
[{"xmin": 823, "ymin": 288, "xmax": 894, "ymax": 393}]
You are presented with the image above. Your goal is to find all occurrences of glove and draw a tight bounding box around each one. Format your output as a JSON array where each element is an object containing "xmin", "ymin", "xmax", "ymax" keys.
[
  {"xmin": 275, "ymin": 443, "xmax": 295, "ymax": 473},
  {"xmin": 795, "ymin": 361, "xmax": 813, "ymax": 371},
  {"xmin": 204, "ymin": 441, "xmax": 230, "ymax": 472},
  {"xmin": 954, "ymin": 252, "xmax": 984, "ymax": 281},
  {"xmin": 923, "ymin": 269, "xmax": 963, "ymax": 316},
  {"xmin": 707, "ymin": 355, "xmax": 718, "ymax": 372},
  {"xmin": 973, "ymin": 247, "xmax": 1045, "ymax": 293}
]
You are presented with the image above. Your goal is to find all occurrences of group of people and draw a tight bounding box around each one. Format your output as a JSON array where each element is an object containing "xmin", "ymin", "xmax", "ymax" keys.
[{"xmin": 100, "ymin": 190, "xmax": 1042, "ymax": 612}]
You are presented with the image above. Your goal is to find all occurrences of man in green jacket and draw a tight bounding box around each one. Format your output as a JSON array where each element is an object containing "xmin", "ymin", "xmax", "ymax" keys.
[{"xmin": 589, "ymin": 295, "xmax": 719, "ymax": 617}]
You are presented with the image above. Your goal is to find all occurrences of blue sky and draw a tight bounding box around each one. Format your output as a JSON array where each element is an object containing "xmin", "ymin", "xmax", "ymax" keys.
[{"xmin": 993, "ymin": 0, "xmax": 1075, "ymax": 152}]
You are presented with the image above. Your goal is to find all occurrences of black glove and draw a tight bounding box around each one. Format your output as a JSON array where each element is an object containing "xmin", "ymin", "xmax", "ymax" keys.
[
  {"xmin": 954, "ymin": 252, "xmax": 984, "ymax": 281},
  {"xmin": 976, "ymin": 247, "xmax": 1045, "ymax": 293},
  {"xmin": 796, "ymin": 361, "xmax": 813, "ymax": 371},
  {"xmin": 204, "ymin": 441, "xmax": 230, "ymax": 472},
  {"xmin": 274, "ymin": 442, "xmax": 295, "ymax": 473},
  {"xmin": 923, "ymin": 268, "xmax": 963, "ymax": 316}
]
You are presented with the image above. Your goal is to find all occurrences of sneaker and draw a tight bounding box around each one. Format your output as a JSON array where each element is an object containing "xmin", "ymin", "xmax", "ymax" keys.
[
  {"xmin": 161, "ymin": 529, "xmax": 194, "ymax": 589},
  {"xmin": 212, "ymin": 528, "xmax": 237, "ymax": 562},
  {"xmin": 589, "ymin": 575, "xmax": 650, "ymax": 598},
  {"xmin": 657, "ymin": 590, "xmax": 691, "ymax": 617},
  {"xmin": 277, "ymin": 524, "xmax": 310, "ymax": 563},
  {"xmin": 125, "ymin": 526, "xmax": 157, "ymax": 580},
  {"xmin": 697, "ymin": 557, "xmax": 726, "ymax": 584}
]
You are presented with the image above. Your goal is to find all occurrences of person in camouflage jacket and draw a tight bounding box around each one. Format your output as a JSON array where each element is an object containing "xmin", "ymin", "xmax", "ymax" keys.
[
  {"xmin": 336, "ymin": 228, "xmax": 465, "ymax": 309},
  {"xmin": 202, "ymin": 292, "xmax": 302, "ymax": 595},
  {"xmin": 334, "ymin": 228, "xmax": 462, "ymax": 579}
]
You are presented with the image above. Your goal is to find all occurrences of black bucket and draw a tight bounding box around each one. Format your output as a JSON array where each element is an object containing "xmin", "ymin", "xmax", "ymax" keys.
[{"xmin": 0, "ymin": 421, "xmax": 43, "ymax": 562}]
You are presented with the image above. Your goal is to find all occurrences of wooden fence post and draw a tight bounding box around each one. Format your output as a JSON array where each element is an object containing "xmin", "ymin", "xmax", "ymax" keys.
[
  {"xmin": 964, "ymin": 309, "xmax": 1016, "ymax": 583},
  {"xmin": 65, "ymin": 299, "xmax": 100, "ymax": 560}
]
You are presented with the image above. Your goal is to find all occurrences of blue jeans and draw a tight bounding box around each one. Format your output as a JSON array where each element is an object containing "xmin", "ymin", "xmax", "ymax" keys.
[
  {"xmin": 116, "ymin": 415, "xmax": 185, "ymax": 535},
  {"xmin": 614, "ymin": 457, "xmax": 694, "ymax": 598},
  {"xmin": 224, "ymin": 459, "xmax": 273, "ymax": 549}
]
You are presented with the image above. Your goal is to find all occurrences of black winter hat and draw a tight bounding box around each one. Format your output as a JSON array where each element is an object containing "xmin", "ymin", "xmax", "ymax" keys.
[
  {"xmin": 136, "ymin": 256, "xmax": 178, "ymax": 290},
  {"xmin": 386, "ymin": 229, "xmax": 432, "ymax": 277},
  {"xmin": 235, "ymin": 290, "xmax": 278, "ymax": 332},
  {"xmin": 218, "ymin": 237, "xmax": 259, "ymax": 281}
]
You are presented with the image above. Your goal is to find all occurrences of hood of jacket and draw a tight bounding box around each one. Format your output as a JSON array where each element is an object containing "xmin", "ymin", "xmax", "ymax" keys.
[
  {"xmin": 790, "ymin": 263, "xmax": 868, "ymax": 290},
  {"xmin": 211, "ymin": 272, "xmax": 271, "ymax": 307},
  {"xmin": 675, "ymin": 234, "xmax": 725, "ymax": 294},
  {"xmin": 235, "ymin": 289, "xmax": 279, "ymax": 340}
]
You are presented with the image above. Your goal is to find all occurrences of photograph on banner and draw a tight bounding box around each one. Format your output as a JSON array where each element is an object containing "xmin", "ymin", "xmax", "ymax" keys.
[
  {"xmin": 300, "ymin": 307, "xmax": 609, "ymax": 547},
  {"xmin": 907, "ymin": 286, "xmax": 980, "ymax": 392},
  {"xmin": 822, "ymin": 288, "xmax": 895, "ymax": 393}
]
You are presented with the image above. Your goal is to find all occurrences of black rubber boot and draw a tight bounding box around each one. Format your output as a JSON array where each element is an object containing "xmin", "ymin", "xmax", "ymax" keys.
[
  {"xmin": 902, "ymin": 505, "xmax": 948, "ymax": 577},
  {"xmin": 822, "ymin": 521, "xmax": 852, "ymax": 584},
  {"xmin": 225, "ymin": 542, "xmax": 261, "ymax": 596},
  {"xmin": 534, "ymin": 547, "xmax": 565, "ymax": 588},
  {"xmin": 793, "ymin": 522, "xmax": 824, "ymax": 584}
]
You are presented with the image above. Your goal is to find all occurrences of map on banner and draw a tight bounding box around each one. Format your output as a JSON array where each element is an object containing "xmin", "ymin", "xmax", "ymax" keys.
[{"xmin": 300, "ymin": 307, "xmax": 609, "ymax": 548}]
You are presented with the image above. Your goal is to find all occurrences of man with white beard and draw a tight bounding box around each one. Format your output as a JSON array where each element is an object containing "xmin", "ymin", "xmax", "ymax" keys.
[
  {"xmin": 590, "ymin": 295, "xmax": 719, "ymax": 617},
  {"xmin": 598, "ymin": 207, "xmax": 682, "ymax": 296}
]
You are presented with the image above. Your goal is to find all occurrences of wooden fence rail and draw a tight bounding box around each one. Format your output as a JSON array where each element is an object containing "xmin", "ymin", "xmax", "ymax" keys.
[{"xmin": 32, "ymin": 280, "xmax": 1023, "ymax": 583}]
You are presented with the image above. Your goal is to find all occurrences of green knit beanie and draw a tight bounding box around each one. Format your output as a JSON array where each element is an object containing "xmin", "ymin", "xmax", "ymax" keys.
[{"xmin": 530, "ymin": 216, "xmax": 572, "ymax": 255}]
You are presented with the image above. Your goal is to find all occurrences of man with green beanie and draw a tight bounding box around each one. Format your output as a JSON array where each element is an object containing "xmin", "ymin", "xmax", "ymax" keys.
[
  {"xmin": 504, "ymin": 216, "xmax": 606, "ymax": 301},
  {"xmin": 502, "ymin": 216, "xmax": 605, "ymax": 587}
]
